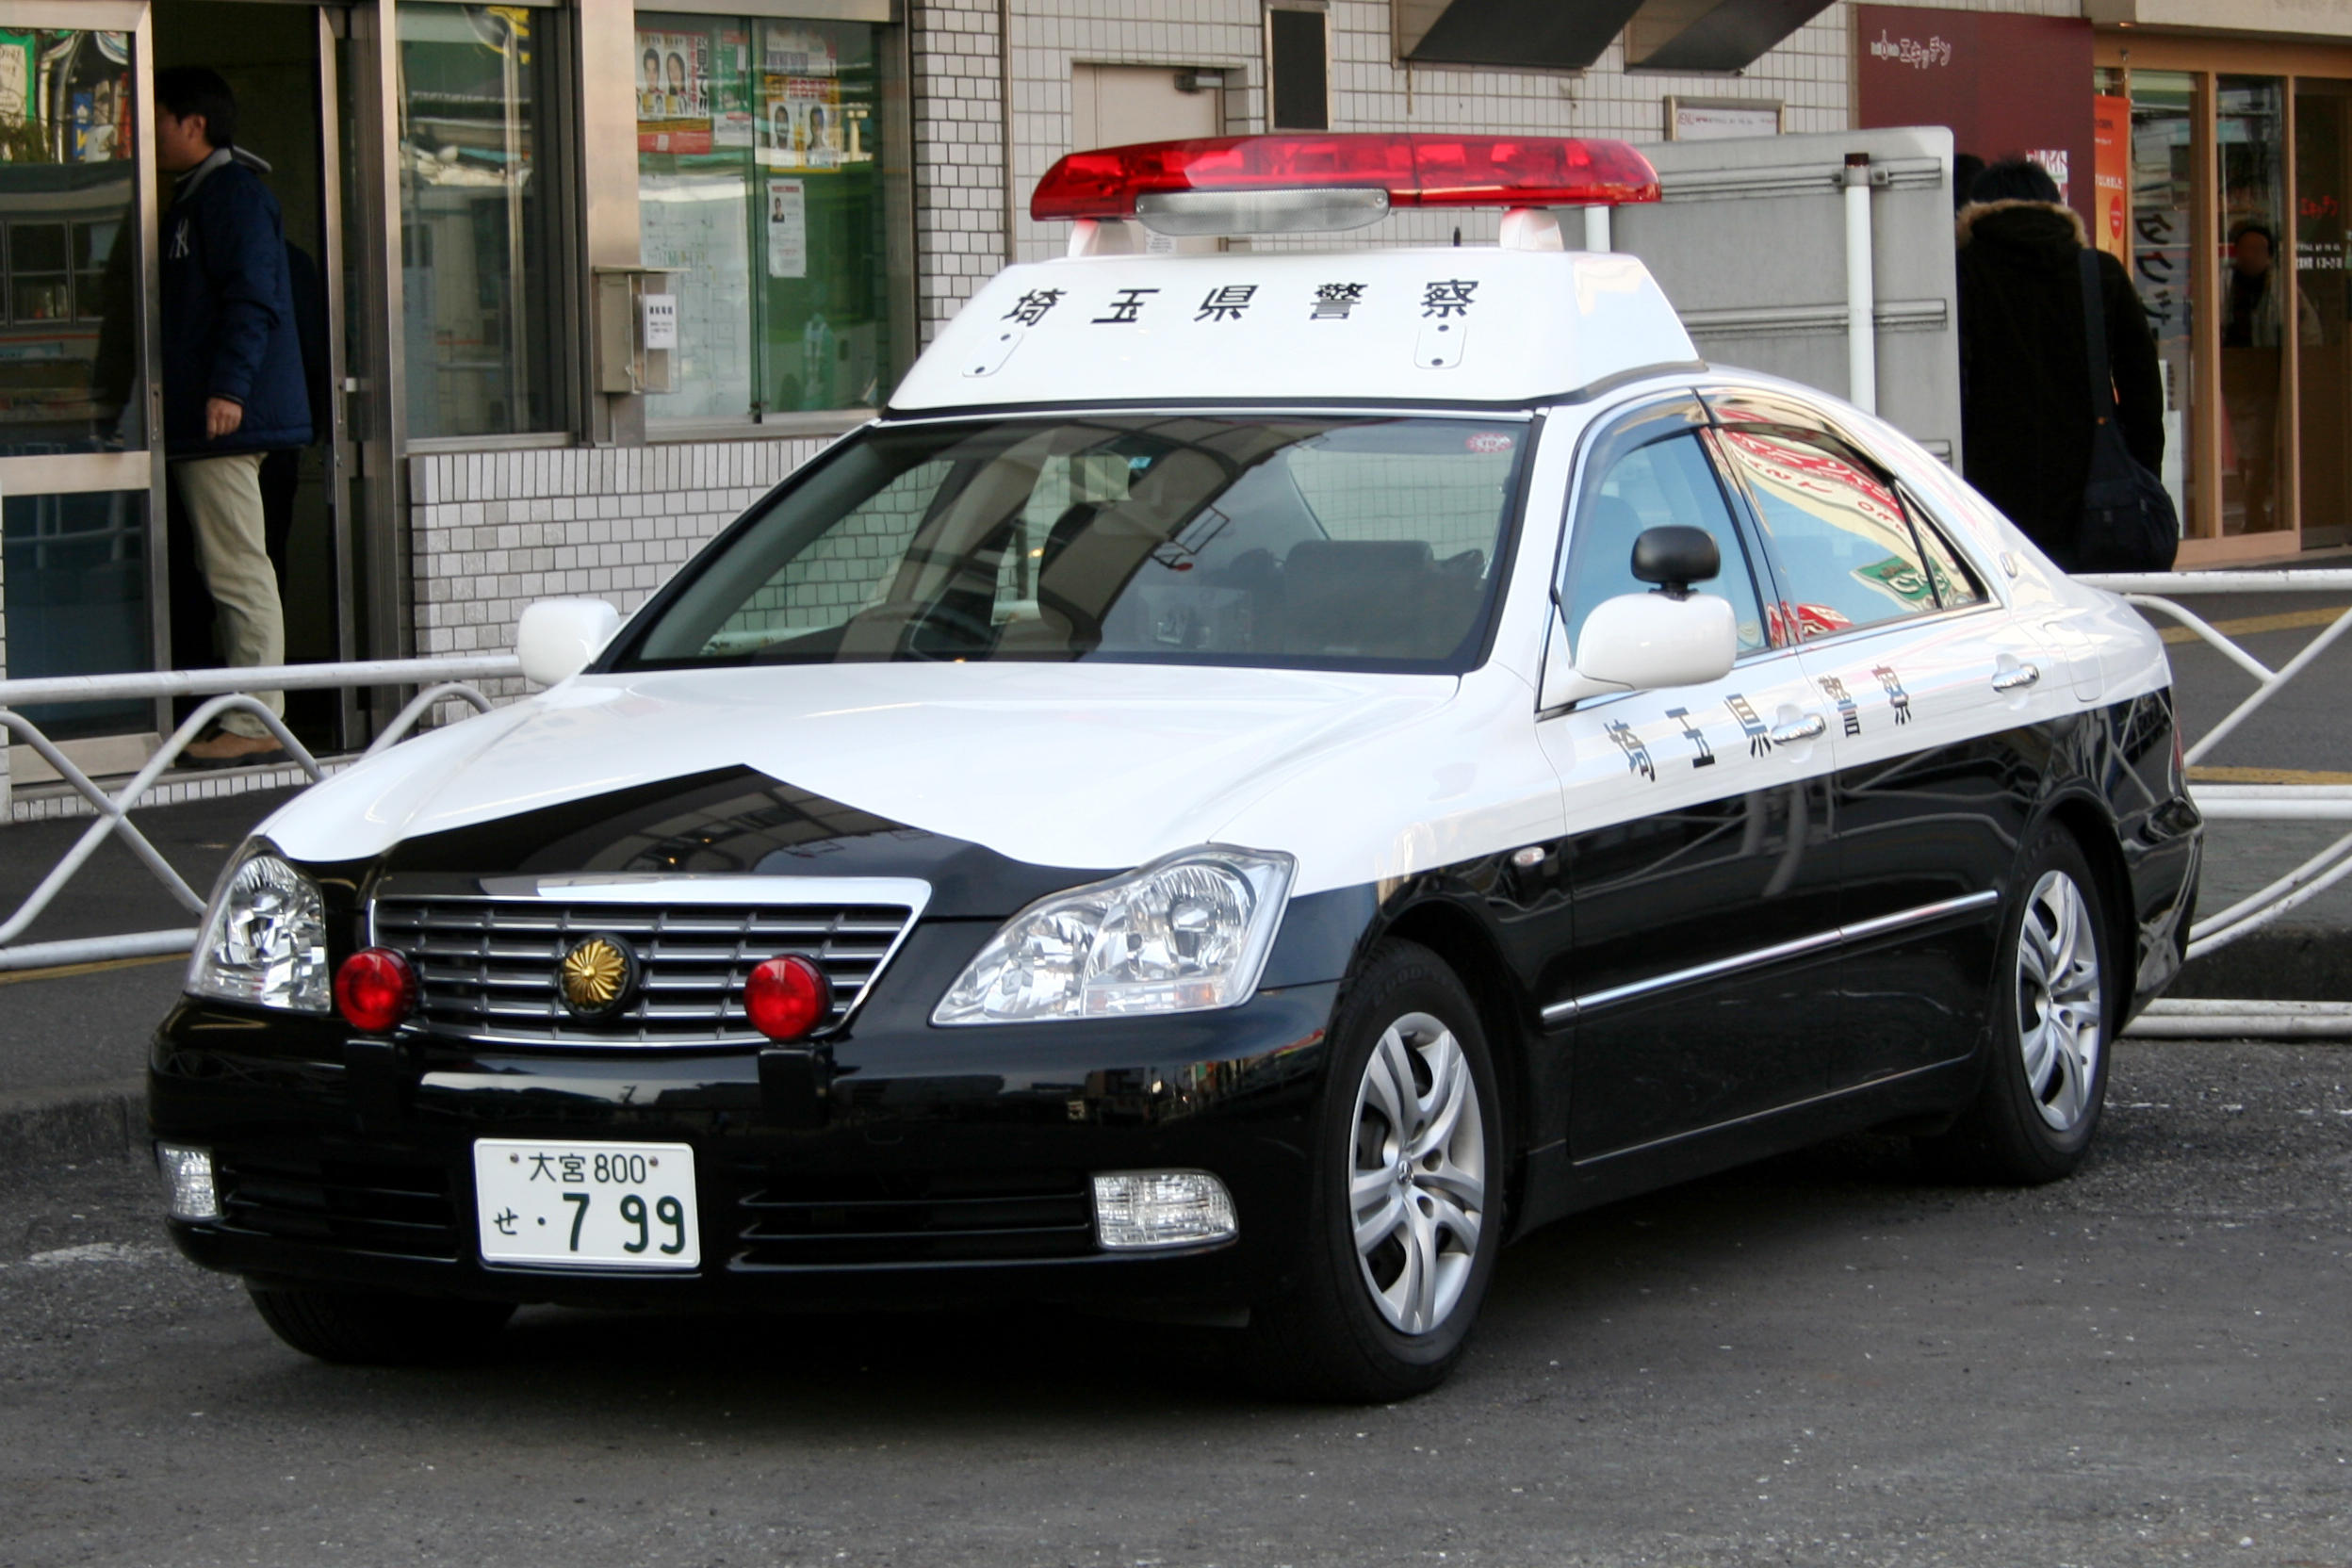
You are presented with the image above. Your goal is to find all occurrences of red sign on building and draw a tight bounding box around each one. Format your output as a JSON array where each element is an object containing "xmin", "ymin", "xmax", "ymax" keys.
[{"xmin": 1854, "ymin": 6, "xmax": 2095, "ymax": 226}]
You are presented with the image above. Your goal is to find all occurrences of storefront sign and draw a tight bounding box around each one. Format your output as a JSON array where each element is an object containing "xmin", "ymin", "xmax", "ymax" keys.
[
  {"xmin": 1854, "ymin": 6, "xmax": 2095, "ymax": 224},
  {"xmin": 1665, "ymin": 97, "xmax": 1783, "ymax": 141}
]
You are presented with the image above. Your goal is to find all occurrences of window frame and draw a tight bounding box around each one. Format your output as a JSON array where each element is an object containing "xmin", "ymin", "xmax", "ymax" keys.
[
  {"xmin": 1264, "ymin": 1, "xmax": 1331, "ymax": 133},
  {"xmin": 1555, "ymin": 393, "xmax": 1784, "ymax": 667}
]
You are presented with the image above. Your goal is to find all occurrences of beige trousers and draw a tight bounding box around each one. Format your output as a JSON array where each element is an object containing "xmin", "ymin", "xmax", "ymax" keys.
[{"xmin": 172, "ymin": 451, "xmax": 285, "ymax": 739}]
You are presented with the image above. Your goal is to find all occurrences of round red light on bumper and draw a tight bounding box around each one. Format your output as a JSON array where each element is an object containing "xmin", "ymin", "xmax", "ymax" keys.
[
  {"xmin": 335, "ymin": 947, "xmax": 417, "ymax": 1033},
  {"xmin": 745, "ymin": 954, "xmax": 828, "ymax": 1041}
]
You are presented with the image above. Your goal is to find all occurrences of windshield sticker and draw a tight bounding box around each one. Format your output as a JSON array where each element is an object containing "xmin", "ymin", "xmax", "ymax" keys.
[
  {"xmin": 1002, "ymin": 288, "xmax": 1065, "ymax": 326},
  {"xmin": 1464, "ymin": 433, "xmax": 1513, "ymax": 454},
  {"xmin": 1422, "ymin": 278, "xmax": 1478, "ymax": 318},
  {"xmin": 1605, "ymin": 720, "xmax": 1657, "ymax": 782},
  {"xmin": 1196, "ymin": 285, "xmax": 1259, "ymax": 322},
  {"xmin": 1724, "ymin": 693, "xmax": 1772, "ymax": 757},
  {"xmin": 1665, "ymin": 707, "xmax": 1716, "ymax": 768},
  {"xmin": 1092, "ymin": 287, "xmax": 1158, "ymax": 324},
  {"xmin": 1311, "ymin": 282, "xmax": 1366, "ymax": 320}
]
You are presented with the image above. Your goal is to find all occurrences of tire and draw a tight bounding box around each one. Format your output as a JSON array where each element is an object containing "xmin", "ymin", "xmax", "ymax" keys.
[
  {"xmin": 1246, "ymin": 940, "xmax": 1505, "ymax": 1401},
  {"xmin": 1923, "ymin": 825, "xmax": 2115, "ymax": 1184},
  {"xmin": 248, "ymin": 1284, "xmax": 515, "ymax": 1365}
]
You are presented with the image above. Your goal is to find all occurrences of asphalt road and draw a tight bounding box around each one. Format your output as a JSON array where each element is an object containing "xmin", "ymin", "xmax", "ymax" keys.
[{"xmin": 5, "ymin": 1037, "xmax": 2348, "ymax": 1567}]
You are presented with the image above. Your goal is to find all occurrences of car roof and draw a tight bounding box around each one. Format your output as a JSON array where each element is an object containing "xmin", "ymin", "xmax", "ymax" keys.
[{"xmin": 888, "ymin": 246, "xmax": 1703, "ymax": 416}]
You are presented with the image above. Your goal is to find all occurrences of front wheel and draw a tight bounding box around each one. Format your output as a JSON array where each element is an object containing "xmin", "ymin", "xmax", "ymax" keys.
[
  {"xmin": 1246, "ymin": 940, "xmax": 1504, "ymax": 1401},
  {"xmin": 1923, "ymin": 825, "xmax": 2115, "ymax": 1184}
]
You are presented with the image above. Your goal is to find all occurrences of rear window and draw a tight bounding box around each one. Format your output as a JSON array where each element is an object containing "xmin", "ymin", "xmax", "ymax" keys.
[{"xmin": 612, "ymin": 415, "xmax": 1529, "ymax": 675}]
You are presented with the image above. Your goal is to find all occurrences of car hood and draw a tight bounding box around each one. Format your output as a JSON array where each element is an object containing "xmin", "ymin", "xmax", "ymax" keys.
[{"xmin": 263, "ymin": 661, "xmax": 1462, "ymax": 880}]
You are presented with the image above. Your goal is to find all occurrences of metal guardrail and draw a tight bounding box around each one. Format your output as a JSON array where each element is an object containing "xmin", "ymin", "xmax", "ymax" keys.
[
  {"xmin": 0, "ymin": 656, "xmax": 519, "ymax": 973},
  {"xmin": 0, "ymin": 576, "xmax": 2346, "ymax": 1038},
  {"xmin": 2078, "ymin": 571, "xmax": 2352, "ymax": 1038}
]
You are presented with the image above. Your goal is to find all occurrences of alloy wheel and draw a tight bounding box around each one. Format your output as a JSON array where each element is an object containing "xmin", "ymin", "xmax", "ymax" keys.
[
  {"xmin": 1348, "ymin": 1010, "xmax": 1487, "ymax": 1334},
  {"xmin": 2016, "ymin": 869, "xmax": 2103, "ymax": 1132}
]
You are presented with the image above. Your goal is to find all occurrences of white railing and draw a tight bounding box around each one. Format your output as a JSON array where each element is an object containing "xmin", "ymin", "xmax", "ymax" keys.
[
  {"xmin": 0, "ymin": 574, "xmax": 2344, "ymax": 1037},
  {"xmin": 2078, "ymin": 570, "xmax": 2352, "ymax": 1038},
  {"xmin": 0, "ymin": 656, "xmax": 519, "ymax": 973}
]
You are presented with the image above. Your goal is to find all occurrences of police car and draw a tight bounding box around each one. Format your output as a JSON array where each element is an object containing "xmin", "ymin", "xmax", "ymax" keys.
[{"xmin": 151, "ymin": 135, "xmax": 2200, "ymax": 1400}]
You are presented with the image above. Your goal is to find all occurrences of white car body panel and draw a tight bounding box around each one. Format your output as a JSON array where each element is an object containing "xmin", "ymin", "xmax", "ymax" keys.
[{"xmin": 890, "ymin": 249, "xmax": 1698, "ymax": 413}]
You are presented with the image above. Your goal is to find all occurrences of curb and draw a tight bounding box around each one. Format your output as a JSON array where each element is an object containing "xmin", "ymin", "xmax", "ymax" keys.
[
  {"xmin": 0, "ymin": 1077, "xmax": 144, "ymax": 1175},
  {"xmin": 2175, "ymin": 925, "xmax": 2352, "ymax": 1002}
]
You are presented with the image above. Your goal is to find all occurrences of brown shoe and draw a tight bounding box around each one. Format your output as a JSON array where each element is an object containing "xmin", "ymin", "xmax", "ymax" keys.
[{"xmin": 183, "ymin": 731, "xmax": 289, "ymax": 771}]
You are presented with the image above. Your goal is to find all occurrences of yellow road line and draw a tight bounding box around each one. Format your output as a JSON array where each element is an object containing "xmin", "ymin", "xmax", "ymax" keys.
[
  {"xmin": 2188, "ymin": 765, "xmax": 2352, "ymax": 785},
  {"xmin": 0, "ymin": 952, "xmax": 183, "ymax": 988},
  {"xmin": 2159, "ymin": 605, "xmax": 2351, "ymax": 645}
]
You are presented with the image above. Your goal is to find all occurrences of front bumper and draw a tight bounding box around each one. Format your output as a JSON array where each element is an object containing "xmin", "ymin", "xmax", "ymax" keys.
[{"xmin": 149, "ymin": 981, "xmax": 1336, "ymax": 1314}]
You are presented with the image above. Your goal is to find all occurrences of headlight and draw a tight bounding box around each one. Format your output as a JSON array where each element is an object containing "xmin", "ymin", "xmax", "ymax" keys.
[
  {"xmin": 932, "ymin": 845, "xmax": 1294, "ymax": 1025},
  {"xmin": 187, "ymin": 845, "xmax": 332, "ymax": 1012}
]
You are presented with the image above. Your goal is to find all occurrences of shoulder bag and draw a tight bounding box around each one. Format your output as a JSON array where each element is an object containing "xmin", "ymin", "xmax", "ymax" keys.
[{"xmin": 2075, "ymin": 249, "xmax": 2180, "ymax": 572}]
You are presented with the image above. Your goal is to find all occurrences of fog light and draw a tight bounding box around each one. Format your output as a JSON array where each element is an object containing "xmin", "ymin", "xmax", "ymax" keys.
[
  {"xmin": 1092, "ymin": 1170, "xmax": 1236, "ymax": 1250},
  {"xmin": 156, "ymin": 1143, "xmax": 220, "ymax": 1222}
]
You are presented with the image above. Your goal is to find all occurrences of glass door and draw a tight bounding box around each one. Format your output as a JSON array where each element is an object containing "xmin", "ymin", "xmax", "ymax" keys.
[
  {"xmin": 152, "ymin": 1, "xmax": 356, "ymax": 755},
  {"xmin": 0, "ymin": 1, "xmax": 160, "ymax": 780},
  {"xmin": 2296, "ymin": 79, "xmax": 2352, "ymax": 549}
]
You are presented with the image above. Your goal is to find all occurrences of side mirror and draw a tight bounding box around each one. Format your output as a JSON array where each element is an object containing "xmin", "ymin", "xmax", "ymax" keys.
[
  {"xmin": 517, "ymin": 597, "xmax": 623, "ymax": 687},
  {"xmin": 1539, "ymin": 592, "xmax": 1739, "ymax": 709}
]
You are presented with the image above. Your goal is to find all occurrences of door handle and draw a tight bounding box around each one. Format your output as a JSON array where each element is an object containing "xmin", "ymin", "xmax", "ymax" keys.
[
  {"xmin": 1992, "ymin": 662, "xmax": 2041, "ymax": 692},
  {"xmin": 1769, "ymin": 713, "xmax": 1827, "ymax": 744}
]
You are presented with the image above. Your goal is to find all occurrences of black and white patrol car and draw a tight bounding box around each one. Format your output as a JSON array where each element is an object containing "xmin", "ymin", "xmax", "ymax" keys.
[{"xmin": 152, "ymin": 135, "xmax": 2200, "ymax": 1399}]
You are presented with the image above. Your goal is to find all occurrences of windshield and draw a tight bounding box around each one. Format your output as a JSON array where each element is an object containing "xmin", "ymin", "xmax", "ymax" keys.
[{"xmin": 611, "ymin": 415, "xmax": 1529, "ymax": 675}]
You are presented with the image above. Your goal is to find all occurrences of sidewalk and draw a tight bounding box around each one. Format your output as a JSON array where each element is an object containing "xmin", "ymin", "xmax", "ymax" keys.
[{"xmin": 0, "ymin": 788, "xmax": 303, "ymax": 1171}]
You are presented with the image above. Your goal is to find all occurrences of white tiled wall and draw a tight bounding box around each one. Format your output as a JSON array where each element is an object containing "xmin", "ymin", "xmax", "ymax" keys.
[{"xmin": 406, "ymin": 438, "xmax": 839, "ymax": 676}]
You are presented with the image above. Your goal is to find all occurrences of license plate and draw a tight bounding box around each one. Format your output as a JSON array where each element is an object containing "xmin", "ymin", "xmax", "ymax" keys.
[{"xmin": 472, "ymin": 1139, "xmax": 700, "ymax": 1270}]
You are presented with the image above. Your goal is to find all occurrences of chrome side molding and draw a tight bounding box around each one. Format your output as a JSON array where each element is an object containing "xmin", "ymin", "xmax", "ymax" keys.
[{"xmin": 1541, "ymin": 888, "xmax": 2001, "ymax": 1023}]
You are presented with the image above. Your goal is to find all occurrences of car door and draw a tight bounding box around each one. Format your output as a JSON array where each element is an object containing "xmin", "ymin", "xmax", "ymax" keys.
[
  {"xmin": 1707, "ymin": 389, "xmax": 2037, "ymax": 1091},
  {"xmin": 1537, "ymin": 398, "xmax": 1843, "ymax": 1161}
]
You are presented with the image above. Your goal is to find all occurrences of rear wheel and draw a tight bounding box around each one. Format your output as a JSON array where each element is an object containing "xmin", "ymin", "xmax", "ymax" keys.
[
  {"xmin": 1923, "ymin": 825, "xmax": 2114, "ymax": 1184},
  {"xmin": 1247, "ymin": 940, "xmax": 1503, "ymax": 1401},
  {"xmin": 248, "ymin": 1284, "xmax": 514, "ymax": 1365}
]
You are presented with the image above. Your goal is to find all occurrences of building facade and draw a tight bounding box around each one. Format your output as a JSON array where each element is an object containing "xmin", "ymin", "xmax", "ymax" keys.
[{"xmin": 0, "ymin": 0, "xmax": 2345, "ymax": 796}]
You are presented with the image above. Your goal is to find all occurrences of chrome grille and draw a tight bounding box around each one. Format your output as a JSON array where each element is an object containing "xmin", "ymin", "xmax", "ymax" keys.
[{"xmin": 371, "ymin": 890, "xmax": 922, "ymax": 1047}]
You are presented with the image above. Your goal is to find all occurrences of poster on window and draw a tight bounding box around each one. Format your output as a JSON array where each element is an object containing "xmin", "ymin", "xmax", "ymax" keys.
[
  {"xmin": 0, "ymin": 30, "xmax": 35, "ymax": 130},
  {"xmin": 767, "ymin": 178, "xmax": 808, "ymax": 279},
  {"xmin": 637, "ymin": 29, "xmax": 711, "ymax": 155},
  {"xmin": 763, "ymin": 24, "xmax": 836, "ymax": 78},
  {"xmin": 710, "ymin": 27, "xmax": 755, "ymax": 149},
  {"xmin": 762, "ymin": 75, "xmax": 841, "ymax": 170}
]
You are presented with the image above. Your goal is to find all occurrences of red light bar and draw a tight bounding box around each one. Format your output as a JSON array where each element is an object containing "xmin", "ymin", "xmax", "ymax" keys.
[{"xmin": 1031, "ymin": 134, "xmax": 1661, "ymax": 222}]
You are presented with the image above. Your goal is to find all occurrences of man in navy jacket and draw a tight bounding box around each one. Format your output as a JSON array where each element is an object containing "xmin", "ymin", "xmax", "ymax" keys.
[{"xmin": 155, "ymin": 68, "xmax": 312, "ymax": 768}]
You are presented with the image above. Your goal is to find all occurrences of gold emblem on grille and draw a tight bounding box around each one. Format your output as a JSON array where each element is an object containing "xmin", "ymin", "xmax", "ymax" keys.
[{"xmin": 559, "ymin": 935, "xmax": 635, "ymax": 1017}]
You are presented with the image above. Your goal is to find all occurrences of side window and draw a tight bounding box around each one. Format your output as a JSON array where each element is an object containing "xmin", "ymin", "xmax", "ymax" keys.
[
  {"xmin": 1902, "ymin": 490, "xmax": 1989, "ymax": 610},
  {"xmin": 1713, "ymin": 427, "xmax": 1940, "ymax": 639},
  {"xmin": 1561, "ymin": 430, "xmax": 1769, "ymax": 654}
]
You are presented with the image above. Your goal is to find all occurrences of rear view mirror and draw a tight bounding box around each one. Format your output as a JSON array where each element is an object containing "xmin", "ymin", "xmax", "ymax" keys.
[{"xmin": 517, "ymin": 597, "xmax": 623, "ymax": 687}]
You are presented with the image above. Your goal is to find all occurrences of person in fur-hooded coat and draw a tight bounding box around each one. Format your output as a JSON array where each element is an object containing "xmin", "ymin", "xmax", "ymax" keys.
[{"xmin": 1956, "ymin": 157, "xmax": 2164, "ymax": 568}]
